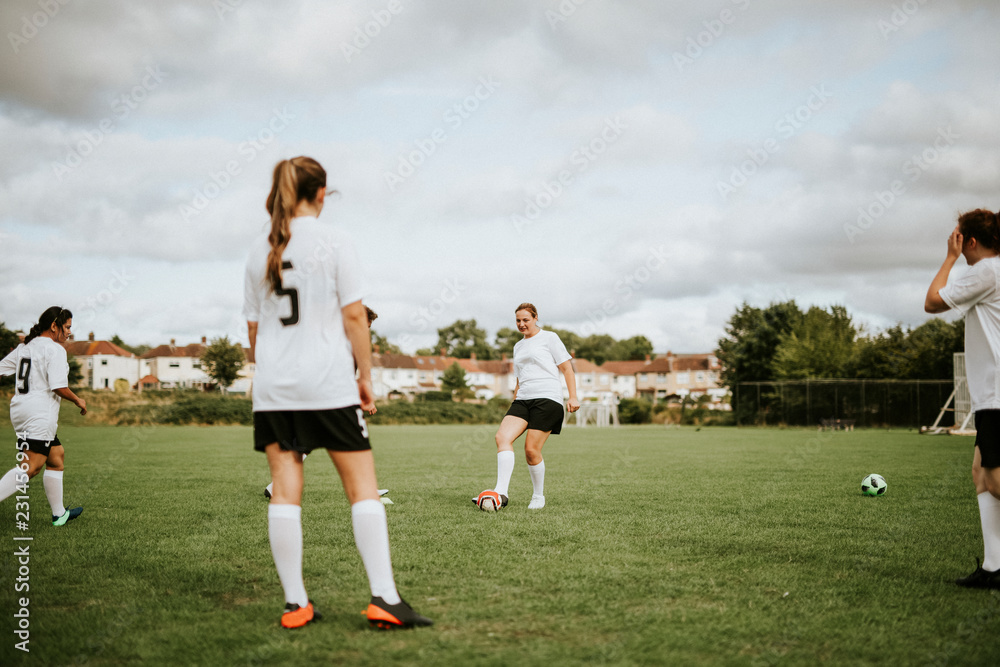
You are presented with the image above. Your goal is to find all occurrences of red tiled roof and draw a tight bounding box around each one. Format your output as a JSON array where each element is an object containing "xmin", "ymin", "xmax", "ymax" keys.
[
  {"xmin": 600, "ymin": 358, "xmax": 672, "ymax": 375},
  {"xmin": 140, "ymin": 343, "xmax": 206, "ymax": 359},
  {"xmin": 63, "ymin": 340, "xmax": 134, "ymax": 357},
  {"xmin": 475, "ymin": 359, "xmax": 513, "ymax": 374},
  {"xmin": 138, "ymin": 375, "xmax": 160, "ymax": 384},
  {"xmin": 571, "ymin": 358, "xmax": 603, "ymax": 373}
]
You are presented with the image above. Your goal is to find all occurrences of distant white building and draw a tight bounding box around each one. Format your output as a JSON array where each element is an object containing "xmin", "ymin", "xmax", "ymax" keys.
[
  {"xmin": 63, "ymin": 334, "xmax": 138, "ymax": 390},
  {"xmin": 140, "ymin": 338, "xmax": 211, "ymax": 390}
]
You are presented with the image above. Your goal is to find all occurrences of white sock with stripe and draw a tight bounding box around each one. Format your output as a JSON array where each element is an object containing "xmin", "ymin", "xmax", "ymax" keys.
[
  {"xmin": 494, "ymin": 451, "xmax": 515, "ymax": 497},
  {"xmin": 351, "ymin": 499, "xmax": 401, "ymax": 604},
  {"xmin": 268, "ymin": 504, "xmax": 309, "ymax": 607}
]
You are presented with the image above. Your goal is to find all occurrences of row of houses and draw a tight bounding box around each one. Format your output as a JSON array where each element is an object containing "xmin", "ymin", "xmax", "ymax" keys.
[
  {"xmin": 61, "ymin": 333, "xmax": 727, "ymax": 404},
  {"xmin": 370, "ymin": 349, "xmax": 725, "ymax": 404}
]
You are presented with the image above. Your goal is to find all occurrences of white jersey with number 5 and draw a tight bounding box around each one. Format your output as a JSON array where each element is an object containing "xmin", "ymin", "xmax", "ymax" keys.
[
  {"xmin": 242, "ymin": 216, "xmax": 368, "ymax": 412},
  {"xmin": 0, "ymin": 338, "xmax": 69, "ymax": 441}
]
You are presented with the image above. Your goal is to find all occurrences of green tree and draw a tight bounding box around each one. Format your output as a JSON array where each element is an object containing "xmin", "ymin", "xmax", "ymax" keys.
[
  {"xmin": 772, "ymin": 305, "xmax": 856, "ymax": 379},
  {"xmin": 0, "ymin": 322, "xmax": 20, "ymax": 389},
  {"xmin": 494, "ymin": 327, "xmax": 521, "ymax": 358},
  {"xmin": 436, "ymin": 320, "xmax": 495, "ymax": 359},
  {"xmin": 200, "ymin": 336, "xmax": 245, "ymax": 390},
  {"xmin": 67, "ymin": 355, "xmax": 83, "ymax": 387},
  {"xmin": 414, "ymin": 348, "xmax": 435, "ymax": 357},
  {"xmin": 907, "ymin": 318, "xmax": 963, "ymax": 379},
  {"xmin": 848, "ymin": 325, "xmax": 911, "ymax": 378},
  {"xmin": 716, "ymin": 300, "xmax": 803, "ymax": 387},
  {"xmin": 110, "ymin": 334, "xmax": 151, "ymax": 356},
  {"xmin": 440, "ymin": 362, "xmax": 473, "ymax": 400},
  {"xmin": 610, "ymin": 335, "xmax": 654, "ymax": 361},
  {"xmin": 849, "ymin": 318, "xmax": 963, "ymax": 379},
  {"xmin": 576, "ymin": 334, "xmax": 617, "ymax": 365},
  {"xmin": 370, "ymin": 329, "xmax": 401, "ymax": 355}
]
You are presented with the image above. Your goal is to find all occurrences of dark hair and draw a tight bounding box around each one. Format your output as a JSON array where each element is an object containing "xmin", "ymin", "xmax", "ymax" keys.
[
  {"xmin": 958, "ymin": 209, "xmax": 1000, "ymax": 253},
  {"xmin": 515, "ymin": 302, "xmax": 538, "ymax": 319},
  {"xmin": 264, "ymin": 157, "xmax": 328, "ymax": 293},
  {"xmin": 24, "ymin": 306, "xmax": 72, "ymax": 344},
  {"xmin": 365, "ymin": 306, "xmax": 378, "ymax": 326}
]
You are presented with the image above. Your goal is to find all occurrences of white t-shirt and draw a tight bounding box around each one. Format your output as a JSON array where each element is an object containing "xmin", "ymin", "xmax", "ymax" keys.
[
  {"xmin": 242, "ymin": 216, "xmax": 368, "ymax": 411},
  {"xmin": 0, "ymin": 338, "xmax": 69, "ymax": 440},
  {"xmin": 513, "ymin": 329, "xmax": 572, "ymax": 403},
  {"xmin": 940, "ymin": 256, "xmax": 1000, "ymax": 412}
]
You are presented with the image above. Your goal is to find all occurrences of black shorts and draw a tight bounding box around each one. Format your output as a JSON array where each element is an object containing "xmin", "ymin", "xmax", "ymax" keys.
[
  {"xmin": 975, "ymin": 410, "xmax": 1000, "ymax": 468},
  {"xmin": 254, "ymin": 407, "xmax": 371, "ymax": 454},
  {"xmin": 17, "ymin": 435, "xmax": 62, "ymax": 457},
  {"xmin": 505, "ymin": 398, "xmax": 564, "ymax": 435}
]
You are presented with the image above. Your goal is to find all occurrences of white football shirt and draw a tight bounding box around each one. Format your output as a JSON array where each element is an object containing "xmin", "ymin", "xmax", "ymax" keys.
[
  {"xmin": 513, "ymin": 329, "xmax": 572, "ymax": 403},
  {"xmin": 940, "ymin": 256, "xmax": 1000, "ymax": 412},
  {"xmin": 0, "ymin": 337, "xmax": 69, "ymax": 440},
  {"xmin": 242, "ymin": 216, "xmax": 368, "ymax": 411}
]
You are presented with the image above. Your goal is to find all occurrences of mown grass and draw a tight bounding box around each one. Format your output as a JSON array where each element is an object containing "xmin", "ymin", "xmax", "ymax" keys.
[{"xmin": 0, "ymin": 424, "xmax": 997, "ymax": 666}]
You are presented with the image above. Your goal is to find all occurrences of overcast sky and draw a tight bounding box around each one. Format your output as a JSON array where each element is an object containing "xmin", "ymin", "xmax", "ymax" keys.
[{"xmin": 1, "ymin": 0, "xmax": 997, "ymax": 354}]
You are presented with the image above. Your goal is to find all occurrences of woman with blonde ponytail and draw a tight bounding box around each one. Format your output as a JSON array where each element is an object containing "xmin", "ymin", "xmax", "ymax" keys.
[
  {"xmin": 926, "ymin": 208, "xmax": 1000, "ymax": 589},
  {"xmin": 243, "ymin": 157, "xmax": 432, "ymax": 630},
  {"xmin": 0, "ymin": 306, "xmax": 87, "ymax": 526}
]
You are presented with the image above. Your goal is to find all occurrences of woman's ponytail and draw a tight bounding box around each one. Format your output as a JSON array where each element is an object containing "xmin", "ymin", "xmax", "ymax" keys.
[
  {"xmin": 24, "ymin": 306, "xmax": 71, "ymax": 344},
  {"xmin": 264, "ymin": 157, "xmax": 327, "ymax": 293}
]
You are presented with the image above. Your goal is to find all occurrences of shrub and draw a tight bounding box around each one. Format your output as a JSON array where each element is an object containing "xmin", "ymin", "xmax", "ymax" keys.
[
  {"xmin": 618, "ymin": 398, "xmax": 652, "ymax": 424},
  {"xmin": 416, "ymin": 391, "xmax": 453, "ymax": 402}
]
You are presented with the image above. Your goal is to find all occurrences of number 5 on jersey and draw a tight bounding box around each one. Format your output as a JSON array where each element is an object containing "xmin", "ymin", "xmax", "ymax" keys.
[{"xmin": 277, "ymin": 260, "xmax": 299, "ymax": 326}]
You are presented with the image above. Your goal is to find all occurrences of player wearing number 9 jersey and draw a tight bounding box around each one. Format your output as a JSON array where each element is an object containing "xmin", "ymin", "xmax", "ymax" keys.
[
  {"xmin": 0, "ymin": 306, "xmax": 87, "ymax": 526},
  {"xmin": 243, "ymin": 156, "xmax": 432, "ymax": 630}
]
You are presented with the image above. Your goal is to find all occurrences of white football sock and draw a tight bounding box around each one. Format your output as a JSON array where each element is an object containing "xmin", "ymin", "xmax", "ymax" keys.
[
  {"xmin": 351, "ymin": 499, "xmax": 401, "ymax": 604},
  {"xmin": 528, "ymin": 461, "xmax": 545, "ymax": 497},
  {"xmin": 268, "ymin": 504, "xmax": 309, "ymax": 607},
  {"xmin": 43, "ymin": 470, "xmax": 66, "ymax": 517},
  {"xmin": 494, "ymin": 451, "xmax": 515, "ymax": 497},
  {"xmin": 978, "ymin": 492, "xmax": 1000, "ymax": 572},
  {"xmin": 0, "ymin": 466, "xmax": 28, "ymax": 503}
]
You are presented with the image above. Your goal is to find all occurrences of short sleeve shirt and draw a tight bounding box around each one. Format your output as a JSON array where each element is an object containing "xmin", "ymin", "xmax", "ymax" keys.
[
  {"xmin": 242, "ymin": 216, "xmax": 368, "ymax": 411},
  {"xmin": 940, "ymin": 256, "xmax": 1000, "ymax": 411},
  {"xmin": 512, "ymin": 330, "xmax": 572, "ymax": 403},
  {"xmin": 0, "ymin": 338, "xmax": 69, "ymax": 440}
]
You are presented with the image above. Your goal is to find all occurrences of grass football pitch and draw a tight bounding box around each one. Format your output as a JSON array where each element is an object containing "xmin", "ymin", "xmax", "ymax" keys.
[{"xmin": 1, "ymin": 423, "xmax": 999, "ymax": 666}]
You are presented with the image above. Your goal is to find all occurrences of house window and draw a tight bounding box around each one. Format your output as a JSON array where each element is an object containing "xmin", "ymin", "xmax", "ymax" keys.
[
  {"xmin": 101, "ymin": 359, "xmax": 108, "ymax": 366},
  {"xmin": 582, "ymin": 376, "xmax": 593, "ymax": 385},
  {"xmin": 696, "ymin": 372, "xmax": 705, "ymax": 382},
  {"xmin": 169, "ymin": 362, "xmax": 180, "ymax": 368},
  {"xmin": 656, "ymin": 373, "xmax": 666, "ymax": 383},
  {"xmin": 601, "ymin": 374, "xmax": 610, "ymax": 385},
  {"xmin": 639, "ymin": 373, "xmax": 648, "ymax": 382},
  {"xmin": 193, "ymin": 362, "xmax": 201, "ymax": 369},
  {"xmin": 677, "ymin": 372, "xmax": 690, "ymax": 384},
  {"xmin": 419, "ymin": 372, "xmax": 427, "ymax": 382}
]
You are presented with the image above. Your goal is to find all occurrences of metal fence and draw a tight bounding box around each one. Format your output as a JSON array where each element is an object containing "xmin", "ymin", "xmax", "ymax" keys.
[{"xmin": 734, "ymin": 379, "xmax": 954, "ymax": 428}]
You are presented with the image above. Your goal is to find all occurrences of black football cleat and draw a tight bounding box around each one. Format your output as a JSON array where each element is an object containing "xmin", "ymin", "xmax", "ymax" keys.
[
  {"xmin": 366, "ymin": 596, "xmax": 433, "ymax": 629},
  {"xmin": 956, "ymin": 558, "xmax": 1000, "ymax": 589}
]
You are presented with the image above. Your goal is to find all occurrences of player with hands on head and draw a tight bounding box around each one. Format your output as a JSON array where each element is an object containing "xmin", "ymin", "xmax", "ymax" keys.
[
  {"xmin": 244, "ymin": 156, "xmax": 431, "ymax": 629},
  {"xmin": 925, "ymin": 208, "xmax": 1000, "ymax": 589},
  {"xmin": 478, "ymin": 302, "xmax": 579, "ymax": 510},
  {"xmin": 0, "ymin": 307, "xmax": 86, "ymax": 526}
]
